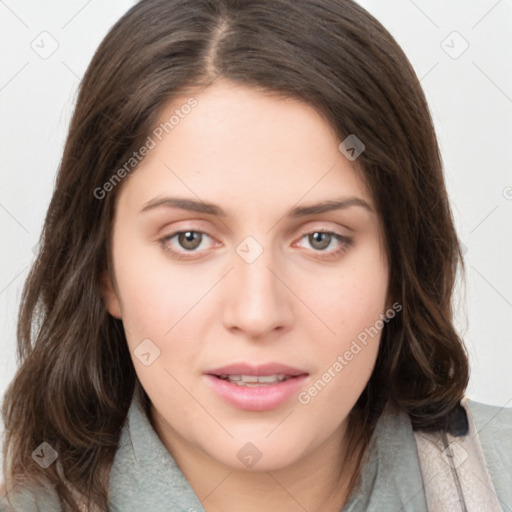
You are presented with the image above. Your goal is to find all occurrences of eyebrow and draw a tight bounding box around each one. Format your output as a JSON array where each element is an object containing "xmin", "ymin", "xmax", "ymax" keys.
[{"xmin": 139, "ymin": 196, "xmax": 373, "ymax": 217}]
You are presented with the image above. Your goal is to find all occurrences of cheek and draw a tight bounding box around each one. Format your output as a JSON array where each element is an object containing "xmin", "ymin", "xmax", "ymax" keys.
[
  {"xmin": 111, "ymin": 226, "xmax": 227, "ymax": 401},
  {"xmin": 306, "ymin": 245, "xmax": 388, "ymax": 344},
  {"xmin": 298, "ymin": 242, "xmax": 388, "ymax": 394},
  {"xmin": 111, "ymin": 233, "xmax": 209, "ymax": 401},
  {"xmin": 112, "ymin": 228, "xmax": 209, "ymax": 343}
]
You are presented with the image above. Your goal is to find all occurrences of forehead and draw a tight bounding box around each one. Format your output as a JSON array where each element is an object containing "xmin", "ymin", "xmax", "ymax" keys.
[{"xmin": 117, "ymin": 80, "xmax": 374, "ymax": 218}]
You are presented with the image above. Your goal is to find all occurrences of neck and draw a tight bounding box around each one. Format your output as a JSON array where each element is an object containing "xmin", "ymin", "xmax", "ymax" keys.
[{"xmin": 151, "ymin": 409, "xmax": 365, "ymax": 512}]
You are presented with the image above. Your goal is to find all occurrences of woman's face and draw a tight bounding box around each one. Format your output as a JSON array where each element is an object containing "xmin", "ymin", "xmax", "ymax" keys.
[{"xmin": 103, "ymin": 80, "xmax": 390, "ymax": 471}]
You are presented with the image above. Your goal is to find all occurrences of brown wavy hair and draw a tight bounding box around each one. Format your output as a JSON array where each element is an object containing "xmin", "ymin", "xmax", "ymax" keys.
[{"xmin": 1, "ymin": 0, "xmax": 469, "ymax": 510}]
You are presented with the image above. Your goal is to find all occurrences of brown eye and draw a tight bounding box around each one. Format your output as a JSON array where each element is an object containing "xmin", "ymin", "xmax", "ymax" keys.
[
  {"xmin": 296, "ymin": 230, "xmax": 353, "ymax": 261},
  {"xmin": 159, "ymin": 230, "xmax": 216, "ymax": 259},
  {"xmin": 177, "ymin": 231, "xmax": 203, "ymax": 251},
  {"xmin": 308, "ymin": 232, "xmax": 332, "ymax": 250}
]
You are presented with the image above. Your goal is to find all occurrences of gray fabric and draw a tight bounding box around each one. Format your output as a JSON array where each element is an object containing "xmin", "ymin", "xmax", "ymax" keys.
[
  {"xmin": 108, "ymin": 399, "xmax": 427, "ymax": 512},
  {"xmin": 465, "ymin": 399, "xmax": 512, "ymax": 510},
  {"xmin": 1, "ymin": 397, "xmax": 510, "ymax": 511},
  {"xmin": 341, "ymin": 403, "xmax": 428, "ymax": 511},
  {"xmin": 108, "ymin": 398, "xmax": 206, "ymax": 512},
  {"xmin": 0, "ymin": 481, "xmax": 61, "ymax": 511}
]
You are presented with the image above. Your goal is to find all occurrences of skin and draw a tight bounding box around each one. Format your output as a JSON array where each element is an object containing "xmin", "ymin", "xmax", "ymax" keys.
[{"xmin": 102, "ymin": 80, "xmax": 390, "ymax": 512}]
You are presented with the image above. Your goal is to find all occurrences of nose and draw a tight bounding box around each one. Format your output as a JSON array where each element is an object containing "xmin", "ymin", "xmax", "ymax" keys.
[{"xmin": 221, "ymin": 242, "xmax": 294, "ymax": 340}]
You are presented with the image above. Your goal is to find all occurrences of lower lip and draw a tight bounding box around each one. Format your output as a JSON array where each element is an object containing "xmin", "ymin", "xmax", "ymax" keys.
[{"xmin": 205, "ymin": 375, "xmax": 308, "ymax": 411}]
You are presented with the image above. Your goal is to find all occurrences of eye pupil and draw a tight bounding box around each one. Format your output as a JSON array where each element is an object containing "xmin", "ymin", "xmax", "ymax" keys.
[
  {"xmin": 309, "ymin": 232, "xmax": 330, "ymax": 250},
  {"xmin": 179, "ymin": 231, "xmax": 202, "ymax": 250}
]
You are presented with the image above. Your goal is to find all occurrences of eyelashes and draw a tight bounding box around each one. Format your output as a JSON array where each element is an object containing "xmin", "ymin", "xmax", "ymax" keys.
[{"xmin": 158, "ymin": 229, "xmax": 353, "ymax": 261}]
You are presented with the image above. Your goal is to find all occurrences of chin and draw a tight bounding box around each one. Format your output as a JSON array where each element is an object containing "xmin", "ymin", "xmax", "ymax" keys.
[{"xmin": 204, "ymin": 434, "xmax": 315, "ymax": 472}]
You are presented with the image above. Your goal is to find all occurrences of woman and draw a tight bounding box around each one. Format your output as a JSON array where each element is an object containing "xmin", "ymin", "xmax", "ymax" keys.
[{"xmin": 1, "ymin": 0, "xmax": 510, "ymax": 511}]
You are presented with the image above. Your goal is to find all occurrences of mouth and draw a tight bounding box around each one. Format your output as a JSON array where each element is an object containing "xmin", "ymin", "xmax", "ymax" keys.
[
  {"xmin": 205, "ymin": 363, "xmax": 309, "ymax": 411},
  {"xmin": 215, "ymin": 374, "xmax": 295, "ymax": 386}
]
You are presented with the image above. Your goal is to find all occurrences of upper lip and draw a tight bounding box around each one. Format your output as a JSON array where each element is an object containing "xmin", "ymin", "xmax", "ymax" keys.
[{"xmin": 206, "ymin": 363, "xmax": 308, "ymax": 377}]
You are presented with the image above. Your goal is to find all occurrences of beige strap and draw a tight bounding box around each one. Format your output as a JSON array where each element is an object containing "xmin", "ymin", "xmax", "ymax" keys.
[{"xmin": 414, "ymin": 397, "xmax": 503, "ymax": 511}]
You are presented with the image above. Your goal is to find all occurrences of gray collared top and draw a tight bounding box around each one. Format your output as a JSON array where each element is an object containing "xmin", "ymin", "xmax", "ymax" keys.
[
  {"xmin": 107, "ymin": 396, "xmax": 512, "ymax": 512},
  {"xmin": 1, "ymin": 397, "xmax": 511, "ymax": 511}
]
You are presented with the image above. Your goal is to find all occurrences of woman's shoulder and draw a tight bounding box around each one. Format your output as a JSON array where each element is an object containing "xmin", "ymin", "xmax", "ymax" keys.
[
  {"xmin": 465, "ymin": 397, "xmax": 512, "ymax": 444},
  {"xmin": 0, "ymin": 482, "xmax": 62, "ymax": 512},
  {"xmin": 465, "ymin": 398, "xmax": 512, "ymax": 503},
  {"xmin": 465, "ymin": 397, "xmax": 512, "ymax": 419}
]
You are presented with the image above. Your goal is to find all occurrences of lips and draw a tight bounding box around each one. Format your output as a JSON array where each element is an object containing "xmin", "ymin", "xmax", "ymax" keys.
[
  {"xmin": 205, "ymin": 363, "xmax": 309, "ymax": 411},
  {"xmin": 207, "ymin": 363, "xmax": 308, "ymax": 378}
]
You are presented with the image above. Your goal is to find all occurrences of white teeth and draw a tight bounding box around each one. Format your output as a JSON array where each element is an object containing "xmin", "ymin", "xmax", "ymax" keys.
[
  {"xmin": 241, "ymin": 375, "xmax": 259, "ymax": 383},
  {"xmin": 252, "ymin": 375, "xmax": 284, "ymax": 382},
  {"xmin": 219, "ymin": 374, "xmax": 290, "ymax": 386}
]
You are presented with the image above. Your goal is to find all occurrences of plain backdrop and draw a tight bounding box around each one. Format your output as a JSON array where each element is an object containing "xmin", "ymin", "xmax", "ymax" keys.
[{"xmin": 1, "ymin": 0, "xmax": 511, "ymax": 475}]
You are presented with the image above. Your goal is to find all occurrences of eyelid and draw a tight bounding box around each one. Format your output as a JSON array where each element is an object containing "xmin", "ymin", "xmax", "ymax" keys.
[{"xmin": 296, "ymin": 224, "xmax": 348, "ymax": 237}]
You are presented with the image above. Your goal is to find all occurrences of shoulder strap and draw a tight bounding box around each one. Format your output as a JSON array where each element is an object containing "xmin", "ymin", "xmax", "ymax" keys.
[{"xmin": 413, "ymin": 397, "xmax": 503, "ymax": 511}]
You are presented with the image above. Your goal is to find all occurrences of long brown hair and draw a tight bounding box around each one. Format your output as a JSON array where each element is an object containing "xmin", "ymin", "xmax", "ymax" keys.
[{"xmin": 2, "ymin": 0, "xmax": 469, "ymax": 510}]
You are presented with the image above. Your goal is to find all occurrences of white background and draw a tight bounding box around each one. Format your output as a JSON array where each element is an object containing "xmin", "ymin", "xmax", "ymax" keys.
[{"xmin": 1, "ymin": 0, "xmax": 511, "ymax": 469}]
